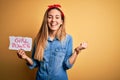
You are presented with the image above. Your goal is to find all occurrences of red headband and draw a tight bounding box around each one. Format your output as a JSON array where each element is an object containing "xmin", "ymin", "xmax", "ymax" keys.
[
  {"xmin": 48, "ymin": 4, "xmax": 64, "ymax": 17},
  {"xmin": 48, "ymin": 4, "xmax": 61, "ymax": 9}
]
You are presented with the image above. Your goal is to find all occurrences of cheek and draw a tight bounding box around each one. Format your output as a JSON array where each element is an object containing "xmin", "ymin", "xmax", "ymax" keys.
[{"xmin": 47, "ymin": 19, "xmax": 51, "ymax": 23}]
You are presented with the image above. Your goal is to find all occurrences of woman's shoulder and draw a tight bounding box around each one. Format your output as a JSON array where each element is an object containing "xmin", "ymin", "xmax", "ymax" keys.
[
  {"xmin": 61, "ymin": 34, "xmax": 73, "ymax": 46},
  {"xmin": 66, "ymin": 34, "xmax": 73, "ymax": 39},
  {"xmin": 63, "ymin": 34, "xmax": 73, "ymax": 43}
]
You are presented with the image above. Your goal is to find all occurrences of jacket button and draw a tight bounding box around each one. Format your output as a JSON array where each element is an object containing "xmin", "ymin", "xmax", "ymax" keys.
[{"xmin": 55, "ymin": 48, "xmax": 59, "ymax": 51}]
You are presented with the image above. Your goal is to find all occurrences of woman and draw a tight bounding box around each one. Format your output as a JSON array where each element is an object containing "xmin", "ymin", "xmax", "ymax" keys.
[{"xmin": 17, "ymin": 4, "xmax": 87, "ymax": 80}]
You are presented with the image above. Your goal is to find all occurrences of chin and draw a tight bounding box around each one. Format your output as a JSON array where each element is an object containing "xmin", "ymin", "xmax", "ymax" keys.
[
  {"xmin": 50, "ymin": 27, "xmax": 59, "ymax": 31},
  {"xmin": 51, "ymin": 28, "xmax": 58, "ymax": 31}
]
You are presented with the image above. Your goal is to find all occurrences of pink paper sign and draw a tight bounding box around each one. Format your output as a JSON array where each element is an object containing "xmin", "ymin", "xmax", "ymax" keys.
[{"xmin": 9, "ymin": 36, "xmax": 32, "ymax": 51}]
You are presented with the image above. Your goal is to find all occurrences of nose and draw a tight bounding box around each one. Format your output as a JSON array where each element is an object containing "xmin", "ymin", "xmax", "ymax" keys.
[{"xmin": 51, "ymin": 17, "xmax": 56, "ymax": 22}]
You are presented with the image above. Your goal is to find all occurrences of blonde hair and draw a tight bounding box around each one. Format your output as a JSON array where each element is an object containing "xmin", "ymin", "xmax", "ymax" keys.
[{"xmin": 34, "ymin": 7, "xmax": 66, "ymax": 61}]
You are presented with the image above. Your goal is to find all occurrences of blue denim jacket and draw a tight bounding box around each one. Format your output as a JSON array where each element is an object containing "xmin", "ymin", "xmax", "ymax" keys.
[{"xmin": 28, "ymin": 34, "xmax": 73, "ymax": 80}]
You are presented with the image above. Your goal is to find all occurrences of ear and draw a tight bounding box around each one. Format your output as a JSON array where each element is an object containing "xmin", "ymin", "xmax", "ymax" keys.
[{"xmin": 61, "ymin": 20, "xmax": 63, "ymax": 25}]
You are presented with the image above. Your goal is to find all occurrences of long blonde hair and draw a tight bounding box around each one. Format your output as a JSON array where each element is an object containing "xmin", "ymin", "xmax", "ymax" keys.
[{"xmin": 34, "ymin": 7, "xmax": 66, "ymax": 61}]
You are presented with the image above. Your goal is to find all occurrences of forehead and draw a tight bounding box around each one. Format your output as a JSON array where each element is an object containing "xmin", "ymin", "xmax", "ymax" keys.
[{"xmin": 48, "ymin": 9, "xmax": 61, "ymax": 15}]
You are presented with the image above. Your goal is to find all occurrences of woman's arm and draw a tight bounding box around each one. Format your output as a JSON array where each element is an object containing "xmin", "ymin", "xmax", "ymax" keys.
[
  {"xmin": 17, "ymin": 49, "xmax": 33, "ymax": 65},
  {"xmin": 69, "ymin": 42, "xmax": 87, "ymax": 65}
]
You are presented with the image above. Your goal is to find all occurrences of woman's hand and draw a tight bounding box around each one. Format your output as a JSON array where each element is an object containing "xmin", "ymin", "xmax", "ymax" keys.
[
  {"xmin": 75, "ymin": 42, "xmax": 87, "ymax": 54},
  {"xmin": 79, "ymin": 42, "xmax": 87, "ymax": 50},
  {"xmin": 17, "ymin": 49, "xmax": 33, "ymax": 65},
  {"xmin": 17, "ymin": 49, "xmax": 28, "ymax": 60},
  {"xmin": 69, "ymin": 42, "xmax": 87, "ymax": 65}
]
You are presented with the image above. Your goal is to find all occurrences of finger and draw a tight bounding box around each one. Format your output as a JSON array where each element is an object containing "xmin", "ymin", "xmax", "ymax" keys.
[
  {"xmin": 17, "ymin": 49, "xmax": 24, "ymax": 56},
  {"xmin": 21, "ymin": 51, "xmax": 25, "ymax": 56},
  {"xmin": 81, "ymin": 42, "xmax": 87, "ymax": 48},
  {"xmin": 20, "ymin": 49, "xmax": 25, "ymax": 53},
  {"xmin": 17, "ymin": 52, "xmax": 22, "ymax": 58}
]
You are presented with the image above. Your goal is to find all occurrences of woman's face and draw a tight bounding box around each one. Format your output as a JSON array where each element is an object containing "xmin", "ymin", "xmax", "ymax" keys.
[{"xmin": 47, "ymin": 9, "xmax": 63, "ymax": 32}]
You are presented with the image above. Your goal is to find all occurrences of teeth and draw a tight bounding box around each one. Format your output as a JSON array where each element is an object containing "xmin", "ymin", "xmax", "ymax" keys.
[
  {"xmin": 51, "ymin": 24, "xmax": 57, "ymax": 26},
  {"xmin": 51, "ymin": 22, "xmax": 57, "ymax": 26}
]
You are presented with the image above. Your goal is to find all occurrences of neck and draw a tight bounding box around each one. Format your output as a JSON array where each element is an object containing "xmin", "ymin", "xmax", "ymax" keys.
[{"xmin": 49, "ymin": 30, "xmax": 57, "ymax": 40}]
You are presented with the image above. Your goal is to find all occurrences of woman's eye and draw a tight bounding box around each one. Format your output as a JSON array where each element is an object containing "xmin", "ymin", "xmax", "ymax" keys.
[
  {"xmin": 48, "ymin": 16, "xmax": 52, "ymax": 19},
  {"xmin": 56, "ymin": 17, "xmax": 60, "ymax": 19},
  {"xmin": 47, "ymin": 15, "xmax": 61, "ymax": 19},
  {"xmin": 48, "ymin": 17, "xmax": 51, "ymax": 19}
]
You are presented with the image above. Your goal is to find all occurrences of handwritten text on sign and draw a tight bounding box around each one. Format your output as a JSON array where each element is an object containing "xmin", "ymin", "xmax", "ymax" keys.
[{"xmin": 9, "ymin": 36, "xmax": 32, "ymax": 51}]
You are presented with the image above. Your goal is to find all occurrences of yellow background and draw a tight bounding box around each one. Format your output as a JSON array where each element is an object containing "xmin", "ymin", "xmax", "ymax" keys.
[{"xmin": 0, "ymin": 0, "xmax": 120, "ymax": 80}]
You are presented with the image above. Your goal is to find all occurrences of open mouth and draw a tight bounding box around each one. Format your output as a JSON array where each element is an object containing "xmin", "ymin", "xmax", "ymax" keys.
[{"xmin": 50, "ymin": 22, "xmax": 58, "ymax": 27}]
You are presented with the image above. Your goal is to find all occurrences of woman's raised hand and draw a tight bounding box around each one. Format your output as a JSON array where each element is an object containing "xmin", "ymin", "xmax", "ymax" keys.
[
  {"xmin": 75, "ymin": 42, "xmax": 87, "ymax": 54},
  {"xmin": 79, "ymin": 42, "xmax": 87, "ymax": 50},
  {"xmin": 17, "ymin": 49, "xmax": 28, "ymax": 59}
]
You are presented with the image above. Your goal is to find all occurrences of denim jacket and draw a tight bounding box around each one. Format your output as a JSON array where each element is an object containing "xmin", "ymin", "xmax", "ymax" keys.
[{"xmin": 28, "ymin": 34, "xmax": 73, "ymax": 80}]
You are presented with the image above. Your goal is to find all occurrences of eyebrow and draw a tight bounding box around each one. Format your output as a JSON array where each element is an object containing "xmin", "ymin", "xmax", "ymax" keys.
[{"xmin": 48, "ymin": 14, "xmax": 61, "ymax": 17}]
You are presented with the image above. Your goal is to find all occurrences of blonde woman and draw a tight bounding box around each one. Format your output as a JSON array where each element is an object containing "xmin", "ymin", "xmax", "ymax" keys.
[{"xmin": 17, "ymin": 4, "xmax": 87, "ymax": 80}]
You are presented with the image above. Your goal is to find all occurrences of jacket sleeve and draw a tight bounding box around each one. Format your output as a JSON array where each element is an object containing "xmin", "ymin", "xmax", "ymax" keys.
[
  {"xmin": 63, "ymin": 35, "xmax": 73, "ymax": 70},
  {"xmin": 27, "ymin": 42, "xmax": 38, "ymax": 70}
]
